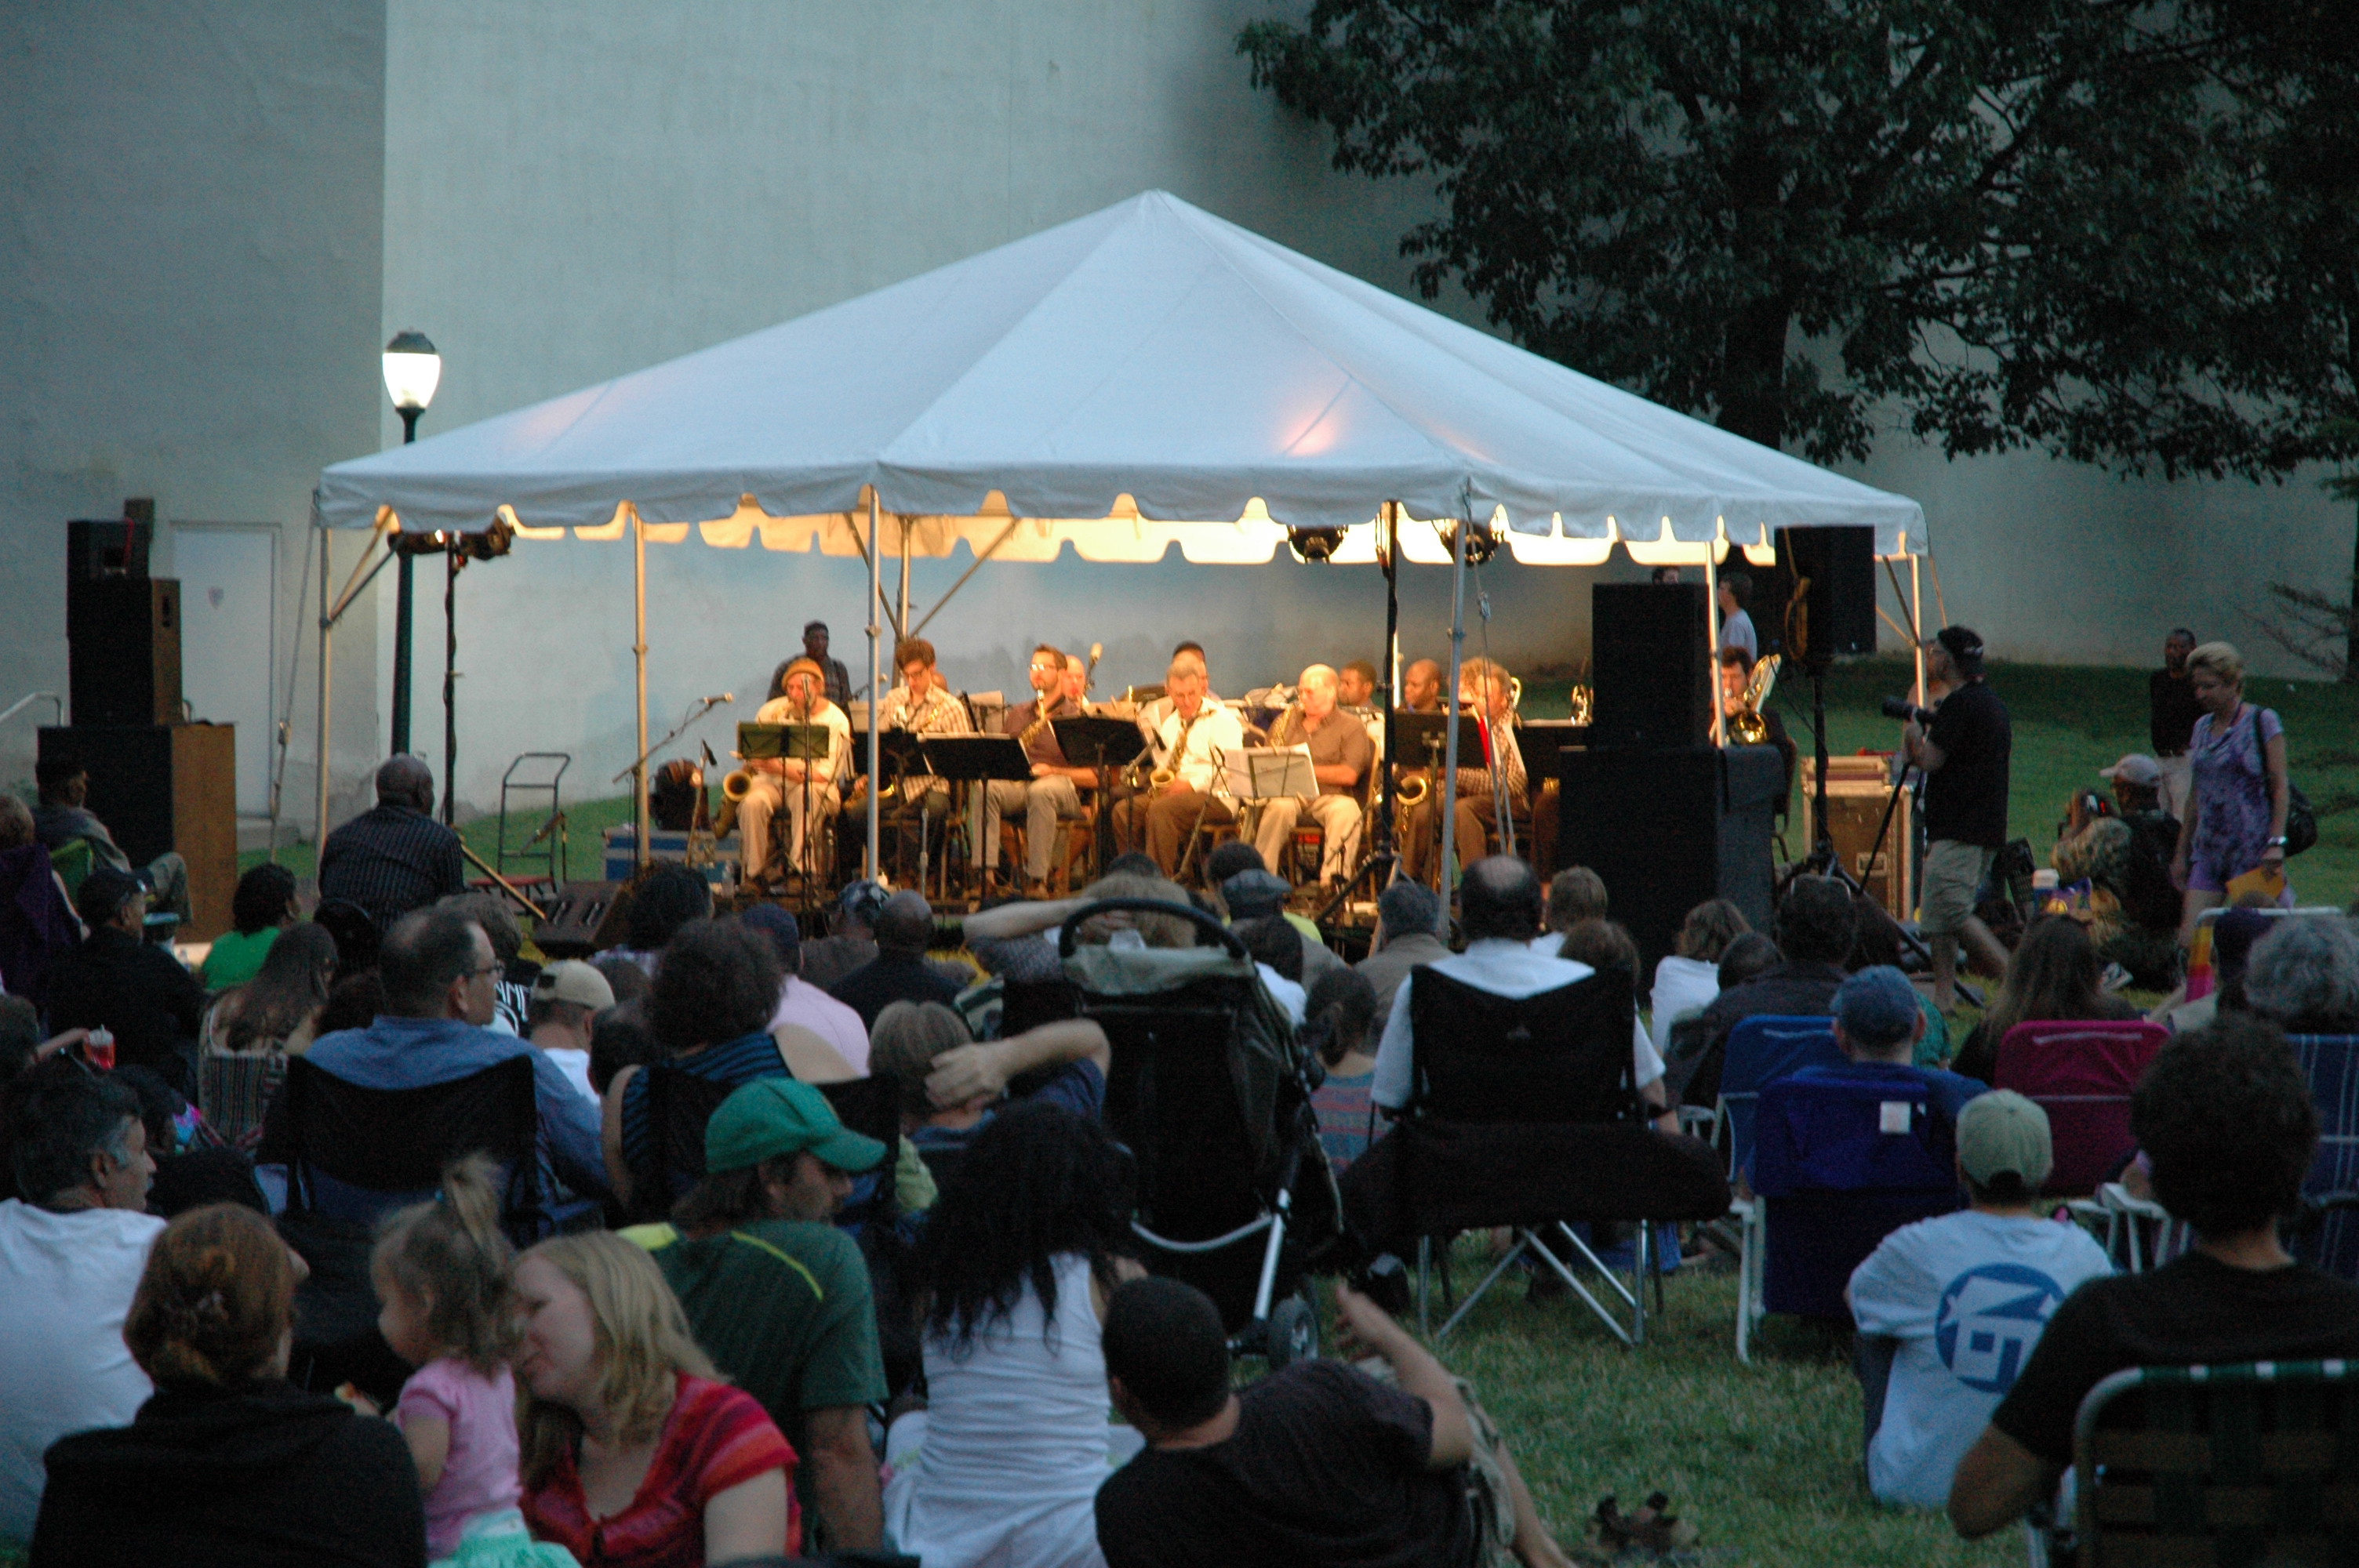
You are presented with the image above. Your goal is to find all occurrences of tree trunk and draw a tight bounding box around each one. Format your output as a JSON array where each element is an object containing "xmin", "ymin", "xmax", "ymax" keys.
[
  {"xmin": 1715, "ymin": 294, "xmax": 1793, "ymax": 450},
  {"xmin": 2346, "ymin": 498, "xmax": 2359, "ymax": 682}
]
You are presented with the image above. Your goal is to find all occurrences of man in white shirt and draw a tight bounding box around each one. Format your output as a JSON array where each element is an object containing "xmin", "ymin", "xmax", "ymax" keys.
[
  {"xmin": 1112, "ymin": 648, "xmax": 1245, "ymax": 877},
  {"xmin": 1718, "ymin": 572, "xmax": 1758, "ymax": 664},
  {"xmin": 1847, "ymin": 1090, "xmax": 2110, "ymax": 1511},
  {"xmin": 739, "ymin": 655, "xmax": 852, "ymax": 886},
  {"xmin": 0, "ymin": 1066, "xmax": 164, "ymax": 1539},
  {"xmin": 1371, "ymin": 857, "xmax": 1672, "ymax": 1128},
  {"xmin": 527, "ymin": 959, "xmax": 614, "ymax": 1105}
]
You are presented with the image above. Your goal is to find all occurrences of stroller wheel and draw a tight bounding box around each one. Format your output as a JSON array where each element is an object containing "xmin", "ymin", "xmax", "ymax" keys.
[{"xmin": 1266, "ymin": 1293, "xmax": 1318, "ymax": 1370}]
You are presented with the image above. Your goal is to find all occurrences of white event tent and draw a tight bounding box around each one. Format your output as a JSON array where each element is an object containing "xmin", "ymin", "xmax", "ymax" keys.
[{"xmin": 314, "ymin": 189, "xmax": 1925, "ymax": 879}]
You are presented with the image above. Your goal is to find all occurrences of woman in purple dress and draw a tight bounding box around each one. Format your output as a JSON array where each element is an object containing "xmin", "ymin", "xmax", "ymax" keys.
[{"xmin": 2171, "ymin": 641, "xmax": 2292, "ymax": 945}]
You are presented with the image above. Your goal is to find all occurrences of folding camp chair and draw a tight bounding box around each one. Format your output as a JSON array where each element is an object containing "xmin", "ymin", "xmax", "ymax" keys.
[
  {"xmin": 1711, "ymin": 1014, "xmax": 1845, "ymax": 1363},
  {"xmin": 2289, "ymin": 1035, "xmax": 2359, "ymax": 1283},
  {"xmin": 2048, "ymin": 1359, "xmax": 2359, "ymax": 1567},
  {"xmin": 1994, "ymin": 1021, "xmax": 2168, "ymax": 1198}
]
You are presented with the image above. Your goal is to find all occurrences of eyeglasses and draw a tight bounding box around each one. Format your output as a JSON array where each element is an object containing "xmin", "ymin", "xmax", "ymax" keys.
[{"xmin": 467, "ymin": 960, "xmax": 501, "ymax": 980}]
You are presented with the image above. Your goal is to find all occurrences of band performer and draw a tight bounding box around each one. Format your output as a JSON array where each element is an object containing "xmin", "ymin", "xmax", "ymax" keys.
[
  {"xmin": 1252, "ymin": 664, "xmax": 1372, "ymax": 885},
  {"xmin": 739, "ymin": 656, "xmax": 852, "ymax": 887},
  {"xmin": 1401, "ymin": 657, "xmax": 1525, "ymax": 887},
  {"xmin": 850, "ymin": 637, "xmax": 970, "ymax": 820},
  {"xmin": 982, "ymin": 644, "xmax": 1096, "ymax": 893},
  {"xmin": 1113, "ymin": 648, "xmax": 1244, "ymax": 876}
]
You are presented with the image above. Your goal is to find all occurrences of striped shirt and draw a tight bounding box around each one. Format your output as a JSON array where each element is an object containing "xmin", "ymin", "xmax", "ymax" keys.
[{"xmin": 619, "ymin": 1029, "xmax": 786, "ymax": 1172}]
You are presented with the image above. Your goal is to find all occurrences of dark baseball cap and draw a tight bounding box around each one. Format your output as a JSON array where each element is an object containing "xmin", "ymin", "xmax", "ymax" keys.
[
  {"xmin": 1933, "ymin": 625, "xmax": 1986, "ymax": 675},
  {"xmin": 75, "ymin": 866, "xmax": 146, "ymax": 928}
]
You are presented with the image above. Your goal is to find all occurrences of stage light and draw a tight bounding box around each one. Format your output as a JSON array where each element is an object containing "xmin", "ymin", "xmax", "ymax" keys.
[
  {"xmin": 1288, "ymin": 525, "xmax": 1345, "ymax": 563},
  {"xmin": 1440, "ymin": 520, "xmax": 1499, "ymax": 565}
]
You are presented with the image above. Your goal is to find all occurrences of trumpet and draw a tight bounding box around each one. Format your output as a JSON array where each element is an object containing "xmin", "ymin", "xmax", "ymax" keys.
[{"xmin": 1728, "ymin": 655, "xmax": 1781, "ymax": 745}]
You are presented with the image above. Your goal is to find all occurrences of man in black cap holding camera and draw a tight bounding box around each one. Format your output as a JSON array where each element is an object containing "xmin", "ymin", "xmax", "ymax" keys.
[{"xmin": 1902, "ymin": 626, "xmax": 2011, "ymax": 1011}]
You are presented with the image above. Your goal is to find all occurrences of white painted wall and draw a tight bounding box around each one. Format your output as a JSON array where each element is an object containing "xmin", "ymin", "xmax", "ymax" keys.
[{"xmin": 0, "ymin": 1, "xmax": 389, "ymax": 831}]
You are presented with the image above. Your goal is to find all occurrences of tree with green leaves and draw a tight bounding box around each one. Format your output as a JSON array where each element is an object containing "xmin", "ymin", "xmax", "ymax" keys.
[{"xmin": 1238, "ymin": 1, "xmax": 2337, "ymax": 483}]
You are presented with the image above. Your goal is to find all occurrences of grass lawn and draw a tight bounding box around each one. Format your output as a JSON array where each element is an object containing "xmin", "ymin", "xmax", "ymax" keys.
[{"xmin": 1415, "ymin": 1247, "xmax": 2020, "ymax": 1566}]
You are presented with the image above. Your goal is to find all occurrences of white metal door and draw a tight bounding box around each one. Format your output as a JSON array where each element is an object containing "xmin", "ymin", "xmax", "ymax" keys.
[{"xmin": 173, "ymin": 526, "xmax": 277, "ymax": 815}]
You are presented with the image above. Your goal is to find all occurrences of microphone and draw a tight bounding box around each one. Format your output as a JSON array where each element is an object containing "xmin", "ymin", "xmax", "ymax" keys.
[
  {"xmin": 699, "ymin": 740, "xmax": 718, "ymax": 768},
  {"xmin": 701, "ymin": 691, "xmax": 734, "ymax": 706},
  {"xmin": 1089, "ymin": 642, "xmax": 1103, "ymax": 663}
]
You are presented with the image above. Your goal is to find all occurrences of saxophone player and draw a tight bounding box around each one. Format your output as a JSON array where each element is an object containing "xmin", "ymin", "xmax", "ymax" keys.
[
  {"xmin": 845, "ymin": 637, "xmax": 970, "ymax": 822},
  {"xmin": 981, "ymin": 644, "xmax": 1095, "ymax": 893},
  {"xmin": 739, "ymin": 656, "xmax": 852, "ymax": 887},
  {"xmin": 1112, "ymin": 648, "xmax": 1244, "ymax": 876}
]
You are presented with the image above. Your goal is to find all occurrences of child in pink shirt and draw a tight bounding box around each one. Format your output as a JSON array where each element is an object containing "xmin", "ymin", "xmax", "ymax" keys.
[{"xmin": 374, "ymin": 1157, "xmax": 574, "ymax": 1568}]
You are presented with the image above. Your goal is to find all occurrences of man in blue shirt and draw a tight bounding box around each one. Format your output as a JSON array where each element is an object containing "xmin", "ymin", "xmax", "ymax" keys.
[
  {"xmin": 264, "ymin": 905, "xmax": 608, "ymax": 1228},
  {"xmin": 1795, "ymin": 965, "xmax": 1985, "ymax": 1121}
]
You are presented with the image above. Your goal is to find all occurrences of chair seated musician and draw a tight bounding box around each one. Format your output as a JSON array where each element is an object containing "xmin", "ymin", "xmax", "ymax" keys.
[
  {"xmin": 983, "ymin": 643, "xmax": 1096, "ymax": 894},
  {"xmin": 1372, "ymin": 857, "xmax": 1676, "ymax": 1132},
  {"xmin": 1251, "ymin": 664, "xmax": 1372, "ymax": 887},
  {"xmin": 1399, "ymin": 659, "xmax": 1527, "ymax": 889},
  {"xmin": 847, "ymin": 637, "xmax": 970, "ymax": 827},
  {"xmin": 1112, "ymin": 648, "xmax": 1245, "ymax": 880},
  {"xmin": 737, "ymin": 655, "xmax": 852, "ymax": 887}
]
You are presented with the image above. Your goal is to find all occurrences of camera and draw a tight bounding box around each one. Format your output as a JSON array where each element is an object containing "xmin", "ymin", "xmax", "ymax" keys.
[{"xmin": 1880, "ymin": 695, "xmax": 1936, "ymax": 725}]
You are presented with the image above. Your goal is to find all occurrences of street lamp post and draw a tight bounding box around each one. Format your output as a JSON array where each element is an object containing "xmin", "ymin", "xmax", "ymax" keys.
[{"xmin": 380, "ymin": 331, "xmax": 441, "ymax": 756}]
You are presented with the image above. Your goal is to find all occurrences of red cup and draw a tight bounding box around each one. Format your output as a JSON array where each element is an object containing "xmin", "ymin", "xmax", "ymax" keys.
[{"xmin": 85, "ymin": 1029, "xmax": 115, "ymax": 1071}]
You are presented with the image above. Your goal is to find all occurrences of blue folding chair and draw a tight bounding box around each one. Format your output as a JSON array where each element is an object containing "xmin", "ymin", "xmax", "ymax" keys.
[
  {"xmin": 1710, "ymin": 1015, "xmax": 1844, "ymax": 1363},
  {"xmin": 2288, "ymin": 1035, "xmax": 2359, "ymax": 1281},
  {"xmin": 1746, "ymin": 1070, "xmax": 1961, "ymax": 1357}
]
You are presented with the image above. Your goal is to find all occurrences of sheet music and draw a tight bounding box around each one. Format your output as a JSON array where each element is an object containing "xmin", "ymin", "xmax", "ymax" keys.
[{"xmin": 1223, "ymin": 745, "xmax": 1317, "ymax": 802}]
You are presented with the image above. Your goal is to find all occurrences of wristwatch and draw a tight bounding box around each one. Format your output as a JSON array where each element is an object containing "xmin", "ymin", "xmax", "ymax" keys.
[{"xmin": 2266, "ymin": 836, "xmax": 2288, "ymax": 848}]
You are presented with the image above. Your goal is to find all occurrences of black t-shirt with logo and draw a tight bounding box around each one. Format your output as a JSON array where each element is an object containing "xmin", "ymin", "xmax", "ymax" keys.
[
  {"xmin": 1095, "ymin": 1359, "xmax": 1474, "ymax": 1568},
  {"xmin": 1924, "ymin": 681, "xmax": 2012, "ymax": 848}
]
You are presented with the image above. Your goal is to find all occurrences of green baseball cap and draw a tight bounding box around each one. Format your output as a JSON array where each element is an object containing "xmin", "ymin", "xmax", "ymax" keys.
[
  {"xmin": 704, "ymin": 1079, "xmax": 888, "ymax": 1177},
  {"xmin": 1957, "ymin": 1090, "xmax": 2053, "ymax": 1189}
]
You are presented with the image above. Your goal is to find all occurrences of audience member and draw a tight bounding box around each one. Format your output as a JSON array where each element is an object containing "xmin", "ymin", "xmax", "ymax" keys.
[
  {"xmin": 198, "ymin": 920, "xmax": 336, "ymax": 1149},
  {"xmin": 2171, "ymin": 640, "xmax": 2293, "ymax": 943},
  {"xmin": 606, "ymin": 918, "xmax": 794, "ymax": 1212},
  {"xmin": 1797, "ymin": 967, "xmax": 1985, "ymax": 1123},
  {"xmin": 587, "ymin": 1004, "xmax": 663, "ymax": 1098},
  {"xmin": 31, "ymin": 757, "xmax": 191, "ymax": 922},
  {"xmin": 799, "ymin": 880, "xmax": 889, "ymax": 993},
  {"xmin": 873, "ymin": 1003, "xmax": 1110, "ymax": 1163},
  {"xmin": 2150, "ymin": 628, "xmax": 2201, "ymax": 818},
  {"xmin": 607, "ymin": 863, "xmax": 714, "ymax": 975},
  {"xmin": 743, "ymin": 906, "xmax": 871, "ymax": 1073},
  {"xmin": 1095, "ymin": 1276, "xmax": 1576, "ymax": 1568},
  {"xmin": 1648, "ymin": 898, "xmax": 1750, "ymax": 1068},
  {"xmin": 45, "ymin": 867, "xmax": 206, "ymax": 1096},
  {"xmin": 1903, "ymin": 626, "xmax": 2014, "ymax": 1011},
  {"xmin": 115, "ymin": 1063, "xmax": 265, "ymax": 1219},
  {"xmin": 1669, "ymin": 875, "xmax": 1857, "ymax": 1107},
  {"xmin": 628, "ymin": 1079, "xmax": 889, "ymax": 1552},
  {"xmin": 2156, "ymin": 904, "xmax": 2272, "ymax": 1033},
  {"xmin": 1372, "ymin": 858, "xmax": 1671, "ymax": 1124},
  {"xmin": 1219, "ymin": 862, "xmax": 1344, "ymax": 987},
  {"xmin": 31, "ymin": 1203, "xmax": 427, "ymax": 1566},
  {"xmin": 1848, "ymin": 1091, "xmax": 2109, "ymax": 1510},
  {"xmin": 831, "ymin": 891, "xmax": 963, "ymax": 1029},
  {"xmin": 1950, "ymin": 916, "xmax": 2142, "ymax": 1083},
  {"xmin": 1558, "ymin": 918, "xmax": 1677, "ymax": 1134},
  {"xmin": 0, "ymin": 1066, "xmax": 162, "ymax": 1541},
  {"xmin": 264, "ymin": 906, "xmax": 608, "ymax": 1230},
  {"xmin": 514, "ymin": 1231, "xmax": 797, "ymax": 1563},
  {"xmin": 316, "ymin": 757, "xmax": 467, "ymax": 931},
  {"xmin": 885, "ymin": 1102, "xmax": 1143, "ymax": 1567},
  {"xmin": 441, "ymin": 891, "xmax": 539, "ymax": 1033},
  {"xmin": 1233, "ymin": 915, "xmax": 1310, "ymax": 1023},
  {"xmin": 314, "ymin": 966, "xmax": 387, "ymax": 1036},
  {"xmin": 2050, "ymin": 754, "xmax": 2183, "ymax": 987},
  {"xmin": 1303, "ymin": 969, "xmax": 1380, "ymax": 1173},
  {"xmin": 1536, "ymin": 866, "xmax": 1609, "ymax": 953},
  {"xmin": 200, "ymin": 862, "xmax": 299, "ymax": 990},
  {"xmin": 372, "ymin": 1156, "xmax": 570, "ymax": 1566},
  {"xmin": 1950, "ymin": 1015, "xmax": 2359, "ymax": 1539},
  {"xmin": 0, "ymin": 797, "xmax": 78, "ymax": 1008},
  {"xmin": 2243, "ymin": 915, "xmax": 2359, "ymax": 1035},
  {"xmin": 1715, "ymin": 931, "xmax": 1780, "ymax": 992},
  {"xmin": 591, "ymin": 951, "xmax": 652, "ymax": 1009},
  {"xmin": 525, "ymin": 960, "xmax": 614, "ymax": 1105},
  {"xmin": 1354, "ymin": 880, "xmax": 1449, "ymax": 1033}
]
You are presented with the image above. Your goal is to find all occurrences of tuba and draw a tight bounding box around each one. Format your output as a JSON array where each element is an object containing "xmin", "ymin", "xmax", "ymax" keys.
[{"xmin": 1728, "ymin": 654, "xmax": 1781, "ymax": 744}]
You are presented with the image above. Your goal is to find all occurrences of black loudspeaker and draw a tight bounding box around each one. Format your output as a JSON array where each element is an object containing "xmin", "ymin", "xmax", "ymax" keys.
[
  {"xmin": 37, "ymin": 724, "xmax": 238, "ymax": 938},
  {"xmin": 1591, "ymin": 583, "xmax": 1712, "ymax": 748},
  {"xmin": 67, "ymin": 506, "xmax": 154, "ymax": 583},
  {"xmin": 1555, "ymin": 745, "xmax": 1782, "ymax": 975},
  {"xmin": 67, "ymin": 579, "xmax": 181, "ymax": 727},
  {"xmin": 533, "ymin": 881, "xmax": 631, "ymax": 959},
  {"xmin": 1771, "ymin": 526, "xmax": 1876, "ymax": 666}
]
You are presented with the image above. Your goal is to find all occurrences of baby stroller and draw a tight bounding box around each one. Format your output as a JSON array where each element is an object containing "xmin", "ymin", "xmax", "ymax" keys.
[{"xmin": 1058, "ymin": 898, "xmax": 1341, "ymax": 1367}]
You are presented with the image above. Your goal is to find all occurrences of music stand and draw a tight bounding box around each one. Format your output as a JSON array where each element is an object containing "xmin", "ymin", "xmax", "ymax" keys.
[
  {"xmin": 918, "ymin": 736, "xmax": 1034, "ymax": 901},
  {"xmin": 1054, "ymin": 716, "xmax": 1149, "ymax": 880},
  {"xmin": 1223, "ymin": 746, "xmax": 1317, "ymax": 803},
  {"xmin": 1391, "ymin": 710, "xmax": 1486, "ymax": 763}
]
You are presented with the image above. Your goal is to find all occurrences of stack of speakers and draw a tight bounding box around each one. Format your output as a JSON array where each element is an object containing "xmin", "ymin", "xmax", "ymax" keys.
[
  {"xmin": 1553, "ymin": 527, "xmax": 1875, "ymax": 972},
  {"xmin": 38, "ymin": 504, "xmax": 238, "ymax": 938}
]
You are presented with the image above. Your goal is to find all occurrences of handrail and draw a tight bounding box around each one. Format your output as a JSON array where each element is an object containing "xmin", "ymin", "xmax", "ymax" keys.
[{"xmin": 0, "ymin": 693, "xmax": 63, "ymax": 730}]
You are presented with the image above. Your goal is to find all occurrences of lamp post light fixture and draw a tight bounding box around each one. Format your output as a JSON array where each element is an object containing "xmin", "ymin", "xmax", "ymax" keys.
[{"xmin": 381, "ymin": 330, "xmax": 440, "ymax": 756}]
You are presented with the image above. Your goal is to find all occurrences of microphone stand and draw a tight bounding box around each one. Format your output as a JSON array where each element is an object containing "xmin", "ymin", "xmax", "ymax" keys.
[{"xmin": 610, "ymin": 695, "xmax": 732, "ymax": 788}]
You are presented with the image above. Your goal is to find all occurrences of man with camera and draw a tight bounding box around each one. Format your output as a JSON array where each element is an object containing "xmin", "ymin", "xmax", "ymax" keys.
[{"xmin": 1899, "ymin": 626, "xmax": 2012, "ymax": 1011}]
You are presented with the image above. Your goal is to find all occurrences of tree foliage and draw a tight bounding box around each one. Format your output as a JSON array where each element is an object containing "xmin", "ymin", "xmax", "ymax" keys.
[{"xmin": 1238, "ymin": 0, "xmax": 2359, "ymax": 480}]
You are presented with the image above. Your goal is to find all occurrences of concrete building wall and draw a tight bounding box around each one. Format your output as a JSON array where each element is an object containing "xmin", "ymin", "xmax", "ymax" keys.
[{"xmin": 0, "ymin": 0, "xmax": 390, "ymax": 827}]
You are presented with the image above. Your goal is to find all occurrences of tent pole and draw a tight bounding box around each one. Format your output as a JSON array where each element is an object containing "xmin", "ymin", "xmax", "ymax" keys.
[
  {"xmin": 896, "ymin": 520, "xmax": 911, "ymax": 642},
  {"xmin": 1379, "ymin": 502, "xmax": 1399, "ymax": 854},
  {"xmin": 906, "ymin": 518, "xmax": 1020, "ymax": 641},
  {"xmin": 867, "ymin": 489, "xmax": 882, "ymax": 880},
  {"xmin": 634, "ymin": 510, "xmax": 649, "ymax": 875},
  {"xmin": 1911, "ymin": 553, "xmax": 1926, "ymax": 706},
  {"xmin": 1439, "ymin": 515, "xmax": 1470, "ymax": 895},
  {"xmin": 1704, "ymin": 543, "xmax": 1725, "ymax": 746},
  {"xmin": 315, "ymin": 523, "xmax": 333, "ymax": 866}
]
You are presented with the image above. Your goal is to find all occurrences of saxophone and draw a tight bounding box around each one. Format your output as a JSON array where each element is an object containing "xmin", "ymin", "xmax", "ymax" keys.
[
  {"xmin": 1016, "ymin": 698, "xmax": 1066, "ymax": 753},
  {"xmin": 1128, "ymin": 705, "xmax": 1202, "ymax": 790}
]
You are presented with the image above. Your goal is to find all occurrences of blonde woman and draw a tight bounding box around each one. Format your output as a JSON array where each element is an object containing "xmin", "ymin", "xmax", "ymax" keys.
[
  {"xmin": 514, "ymin": 1232, "xmax": 794, "ymax": 1566},
  {"xmin": 2170, "ymin": 641, "xmax": 2292, "ymax": 943}
]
